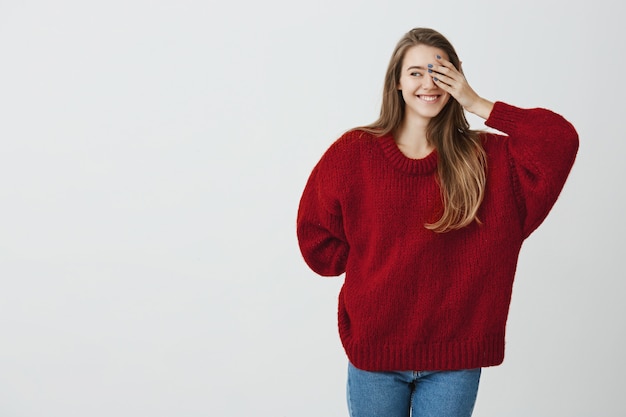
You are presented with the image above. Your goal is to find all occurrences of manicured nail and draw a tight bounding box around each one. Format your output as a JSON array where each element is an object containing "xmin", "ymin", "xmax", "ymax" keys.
[
  {"xmin": 428, "ymin": 69, "xmax": 432, "ymax": 73},
  {"xmin": 436, "ymin": 55, "xmax": 441, "ymax": 59},
  {"xmin": 427, "ymin": 64, "xmax": 433, "ymax": 68},
  {"xmin": 433, "ymin": 77, "xmax": 438, "ymax": 81}
]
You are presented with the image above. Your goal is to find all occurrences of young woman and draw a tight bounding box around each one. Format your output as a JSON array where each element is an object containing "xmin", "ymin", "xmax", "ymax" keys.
[{"xmin": 296, "ymin": 28, "xmax": 578, "ymax": 417}]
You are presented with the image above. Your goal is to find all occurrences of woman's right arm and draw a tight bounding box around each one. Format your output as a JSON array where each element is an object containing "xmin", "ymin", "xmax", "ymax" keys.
[{"xmin": 296, "ymin": 158, "xmax": 349, "ymax": 277}]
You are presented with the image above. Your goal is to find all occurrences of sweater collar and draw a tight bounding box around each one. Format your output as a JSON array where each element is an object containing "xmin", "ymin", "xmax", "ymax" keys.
[{"xmin": 378, "ymin": 133, "xmax": 438, "ymax": 175}]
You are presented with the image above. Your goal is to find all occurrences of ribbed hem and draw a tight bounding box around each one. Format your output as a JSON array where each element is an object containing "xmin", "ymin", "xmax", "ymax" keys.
[
  {"xmin": 485, "ymin": 101, "xmax": 527, "ymax": 134},
  {"xmin": 343, "ymin": 336, "xmax": 506, "ymax": 371},
  {"xmin": 377, "ymin": 134, "xmax": 438, "ymax": 176}
]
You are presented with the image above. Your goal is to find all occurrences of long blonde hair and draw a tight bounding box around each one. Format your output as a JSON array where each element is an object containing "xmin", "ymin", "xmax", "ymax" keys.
[{"xmin": 359, "ymin": 28, "xmax": 487, "ymax": 232}]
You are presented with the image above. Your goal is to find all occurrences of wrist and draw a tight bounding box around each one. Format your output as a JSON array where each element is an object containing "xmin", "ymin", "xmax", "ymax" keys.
[{"xmin": 465, "ymin": 97, "xmax": 494, "ymax": 120}]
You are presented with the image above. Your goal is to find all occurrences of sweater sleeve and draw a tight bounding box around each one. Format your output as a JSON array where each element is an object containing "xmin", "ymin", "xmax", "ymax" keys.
[
  {"xmin": 296, "ymin": 147, "xmax": 349, "ymax": 276},
  {"xmin": 485, "ymin": 101, "xmax": 579, "ymax": 238}
]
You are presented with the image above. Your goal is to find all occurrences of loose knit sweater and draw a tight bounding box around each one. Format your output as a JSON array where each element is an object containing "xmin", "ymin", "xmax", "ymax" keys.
[{"xmin": 297, "ymin": 102, "xmax": 578, "ymax": 371}]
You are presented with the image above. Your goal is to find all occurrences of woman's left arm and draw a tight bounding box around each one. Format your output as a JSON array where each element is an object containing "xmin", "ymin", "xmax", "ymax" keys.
[{"xmin": 430, "ymin": 55, "xmax": 579, "ymax": 237}]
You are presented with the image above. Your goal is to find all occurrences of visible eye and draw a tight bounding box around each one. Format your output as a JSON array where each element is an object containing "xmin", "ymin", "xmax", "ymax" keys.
[{"xmin": 410, "ymin": 72, "xmax": 422, "ymax": 77}]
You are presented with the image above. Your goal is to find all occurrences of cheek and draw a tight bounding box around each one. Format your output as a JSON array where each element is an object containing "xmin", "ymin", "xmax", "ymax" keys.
[
  {"xmin": 401, "ymin": 89, "xmax": 415, "ymax": 102},
  {"xmin": 399, "ymin": 78, "xmax": 417, "ymax": 95},
  {"xmin": 397, "ymin": 77, "xmax": 408, "ymax": 91}
]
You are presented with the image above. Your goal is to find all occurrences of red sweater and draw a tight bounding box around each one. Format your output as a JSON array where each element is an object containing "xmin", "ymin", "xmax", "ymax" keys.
[{"xmin": 297, "ymin": 102, "xmax": 578, "ymax": 371}]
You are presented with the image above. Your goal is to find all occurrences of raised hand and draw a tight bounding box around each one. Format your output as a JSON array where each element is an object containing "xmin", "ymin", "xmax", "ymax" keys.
[{"xmin": 429, "ymin": 55, "xmax": 494, "ymax": 119}]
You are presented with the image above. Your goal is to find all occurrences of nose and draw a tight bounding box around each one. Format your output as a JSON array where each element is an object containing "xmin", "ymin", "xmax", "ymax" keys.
[{"xmin": 423, "ymin": 74, "xmax": 437, "ymax": 89}]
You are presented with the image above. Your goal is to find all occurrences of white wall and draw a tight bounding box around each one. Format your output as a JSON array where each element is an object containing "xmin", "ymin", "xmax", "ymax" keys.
[{"xmin": 0, "ymin": 0, "xmax": 623, "ymax": 416}]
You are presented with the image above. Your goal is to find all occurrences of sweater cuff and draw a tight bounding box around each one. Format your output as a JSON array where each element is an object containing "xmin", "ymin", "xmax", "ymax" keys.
[{"xmin": 484, "ymin": 101, "xmax": 526, "ymax": 134}]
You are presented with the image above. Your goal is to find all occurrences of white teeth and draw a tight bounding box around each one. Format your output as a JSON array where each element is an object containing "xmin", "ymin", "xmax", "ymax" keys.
[{"xmin": 419, "ymin": 95, "xmax": 438, "ymax": 102}]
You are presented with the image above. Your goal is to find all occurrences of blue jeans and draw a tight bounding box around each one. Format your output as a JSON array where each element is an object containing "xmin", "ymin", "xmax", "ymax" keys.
[{"xmin": 347, "ymin": 362, "xmax": 481, "ymax": 417}]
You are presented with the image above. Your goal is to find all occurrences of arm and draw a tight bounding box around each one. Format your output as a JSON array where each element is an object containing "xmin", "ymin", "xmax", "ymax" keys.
[
  {"xmin": 297, "ymin": 155, "xmax": 349, "ymax": 276},
  {"xmin": 430, "ymin": 57, "xmax": 579, "ymax": 237},
  {"xmin": 485, "ymin": 102, "xmax": 579, "ymax": 237}
]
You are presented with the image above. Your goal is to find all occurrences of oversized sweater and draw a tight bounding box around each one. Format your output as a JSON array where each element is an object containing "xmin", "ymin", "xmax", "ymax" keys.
[{"xmin": 296, "ymin": 102, "xmax": 579, "ymax": 371}]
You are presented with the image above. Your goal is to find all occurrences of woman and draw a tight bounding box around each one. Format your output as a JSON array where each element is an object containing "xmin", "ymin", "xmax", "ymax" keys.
[{"xmin": 296, "ymin": 28, "xmax": 578, "ymax": 417}]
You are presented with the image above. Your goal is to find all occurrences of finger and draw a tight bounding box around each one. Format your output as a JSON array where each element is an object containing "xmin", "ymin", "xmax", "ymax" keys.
[
  {"xmin": 430, "ymin": 56, "xmax": 464, "ymax": 87},
  {"xmin": 428, "ymin": 62, "xmax": 451, "ymax": 77},
  {"xmin": 429, "ymin": 62, "xmax": 461, "ymax": 81},
  {"xmin": 432, "ymin": 61, "xmax": 467, "ymax": 86},
  {"xmin": 434, "ymin": 54, "xmax": 456, "ymax": 70},
  {"xmin": 428, "ymin": 67, "xmax": 460, "ymax": 87},
  {"xmin": 434, "ymin": 55, "xmax": 465, "ymax": 79},
  {"xmin": 432, "ymin": 75, "xmax": 453, "ymax": 89}
]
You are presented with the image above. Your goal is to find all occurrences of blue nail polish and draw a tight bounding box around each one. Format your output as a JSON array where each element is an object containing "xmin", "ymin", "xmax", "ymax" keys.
[
  {"xmin": 427, "ymin": 64, "xmax": 433, "ymax": 68},
  {"xmin": 433, "ymin": 77, "xmax": 438, "ymax": 81},
  {"xmin": 436, "ymin": 55, "xmax": 441, "ymax": 59},
  {"xmin": 428, "ymin": 69, "xmax": 432, "ymax": 73}
]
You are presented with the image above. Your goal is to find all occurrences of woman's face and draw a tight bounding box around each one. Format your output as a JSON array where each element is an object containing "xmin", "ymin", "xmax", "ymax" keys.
[{"xmin": 397, "ymin": 44, "xmax": 451, "ymax": 123}]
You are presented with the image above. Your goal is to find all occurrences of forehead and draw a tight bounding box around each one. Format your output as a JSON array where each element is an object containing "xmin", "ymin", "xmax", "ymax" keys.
[{"xmin": 402, "ymin": 45, "xmax": 448, "ymax": 67}]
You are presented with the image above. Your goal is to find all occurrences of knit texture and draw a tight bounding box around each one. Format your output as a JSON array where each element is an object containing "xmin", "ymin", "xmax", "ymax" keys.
[{"xmin": 297, "ymin": 102, "xmax": 579, "ymax": 371}]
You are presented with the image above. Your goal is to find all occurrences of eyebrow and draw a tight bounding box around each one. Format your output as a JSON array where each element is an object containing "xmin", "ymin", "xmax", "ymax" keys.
[{"xmin": 406, "ymin": 65, "xmax": 427, "ymax": 71}]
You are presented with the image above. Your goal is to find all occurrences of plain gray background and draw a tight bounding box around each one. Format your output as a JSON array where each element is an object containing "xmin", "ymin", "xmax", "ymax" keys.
[{"xmin": 0, "ymin": 0, "xmax": 624, "ymax": 416}]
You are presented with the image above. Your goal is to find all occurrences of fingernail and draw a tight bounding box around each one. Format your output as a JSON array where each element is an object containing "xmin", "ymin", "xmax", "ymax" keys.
[
  {"xmin": 433, "ymin": 77, "xmax": 438, "ymax": 81},
  {"xmin": 427, "ymin": 64, "xmax": 433, "ymax": 68},
  {"xmin": 428, "ymin": 69, "xmax": 432, "ymax": 73},
  {"xmin": 436, "ymin": 55, "xmax": 441, "ymax": 59}
]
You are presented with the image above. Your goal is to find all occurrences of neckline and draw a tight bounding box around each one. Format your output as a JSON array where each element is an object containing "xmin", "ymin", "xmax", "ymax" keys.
[{"xmin": 377, "ymin": 133, "xmax": 438, "ymax": 175}]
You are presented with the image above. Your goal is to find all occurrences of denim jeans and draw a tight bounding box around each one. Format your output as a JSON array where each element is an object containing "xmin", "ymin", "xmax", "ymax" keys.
[{"xmin": 347, "ymin": 362, "xmax": 481, "ymax": 417}]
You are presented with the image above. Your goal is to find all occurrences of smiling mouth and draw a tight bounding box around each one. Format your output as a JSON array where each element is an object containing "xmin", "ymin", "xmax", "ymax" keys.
[{"xmin": 418, "ymin": 95, "xmax": 440, "ymax": 102}]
